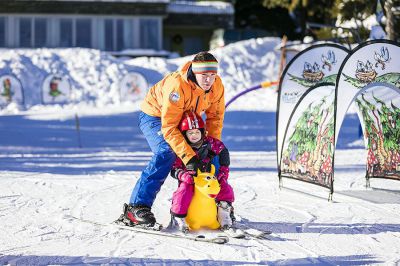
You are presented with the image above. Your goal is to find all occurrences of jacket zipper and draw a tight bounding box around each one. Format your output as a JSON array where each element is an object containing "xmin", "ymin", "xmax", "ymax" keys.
[{"xmin": 194, "ymin": 96, "xmax": 200, "ymax": 113}]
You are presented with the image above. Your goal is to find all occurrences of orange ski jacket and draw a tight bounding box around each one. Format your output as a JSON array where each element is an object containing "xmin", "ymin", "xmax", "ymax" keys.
[{"xmin": 140, "ymin": 61, "xmax": 225, "ymax": 165}]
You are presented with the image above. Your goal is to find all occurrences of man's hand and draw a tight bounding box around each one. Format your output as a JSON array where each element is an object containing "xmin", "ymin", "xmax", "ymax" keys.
[
  {"xmin": 186, "ymin": 156, "xmax": 201, "ymax": 172},
  {"xmin": 178, "ymin": 170, "xmax": 195, "ymax": 184}
]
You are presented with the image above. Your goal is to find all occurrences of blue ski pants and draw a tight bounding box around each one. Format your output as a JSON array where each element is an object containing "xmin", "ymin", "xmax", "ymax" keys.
[{"xmin": 129, "ymin": 112, "xmax": 176, "ymax": 207}]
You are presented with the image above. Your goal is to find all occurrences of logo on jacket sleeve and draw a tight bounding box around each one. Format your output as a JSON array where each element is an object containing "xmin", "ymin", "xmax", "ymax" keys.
[{"xmin": 169, "ymin": 91, "xmax": 180, "ymax": 103}]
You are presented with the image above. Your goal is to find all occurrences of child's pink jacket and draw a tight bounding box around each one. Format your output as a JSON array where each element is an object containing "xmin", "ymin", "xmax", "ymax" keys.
[{"xmin": 170, "ymin": 136, "xmax": 234, "ymax": 217}]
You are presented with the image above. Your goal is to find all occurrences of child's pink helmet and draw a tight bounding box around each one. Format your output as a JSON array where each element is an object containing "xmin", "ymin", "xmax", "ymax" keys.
[{"xmin": 179, "ymin": 111, "xmax": 205, "ymax": 132}]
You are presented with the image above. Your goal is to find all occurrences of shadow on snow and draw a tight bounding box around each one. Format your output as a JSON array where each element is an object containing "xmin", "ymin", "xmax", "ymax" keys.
[
  {"xmin": 0, "ymin": 254, "xmax": 382, "ymax": 265},
  {"xmin": 240, "ymin": 217, "xmax": 400, "ymax": 235}
]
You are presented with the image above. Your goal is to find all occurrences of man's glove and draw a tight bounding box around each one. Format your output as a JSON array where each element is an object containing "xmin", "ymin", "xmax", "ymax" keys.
[
  {"xmin": 177, "ymin": 170, "xmax": 195, "ymax": 184},
  {"xmin": 186, "ymin": 156, "xmax": 201, "ymax": 172}
]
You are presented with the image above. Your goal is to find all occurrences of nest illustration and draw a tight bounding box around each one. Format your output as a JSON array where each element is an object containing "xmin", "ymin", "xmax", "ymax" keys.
[
  {"xmin": 355, "ymin": 70, "xmax": 377, "ymax": 83},
  {"xmin": 302, "ymin": 71, "xmax": 324, "ymax": 82}
]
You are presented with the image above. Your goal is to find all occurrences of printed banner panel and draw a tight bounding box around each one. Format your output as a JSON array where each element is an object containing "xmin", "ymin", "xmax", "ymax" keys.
[
  {"xmin": 335, "ymin": 40, "xmax": 400, "ymax": 181},
  {"xmin": 355, "ymin": 85, "xmax": 400, "ymax": 180},
  {"xmin": 335, "ymin": 41, "xmax": 400, "ymax": 141},
  {"xmin": 42, "ymin": 74, "xmax": 71, "ymax": 104},
  {"xmin": 0, "ymin": 74, "xmax": 24, "ymax": 106},
  {"xmin": 119, "ymin": 72, "xmax": 148, "ymax": 102},
  {"xmin": 280, "ymin": 84, "xmax": 335, "ymax": 188},
  {"xmin": 277, "ymin": 44, "xmax": 349, "ymax": 168}
]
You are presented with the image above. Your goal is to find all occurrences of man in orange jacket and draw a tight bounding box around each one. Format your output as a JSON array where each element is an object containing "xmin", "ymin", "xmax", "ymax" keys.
[{"xmin": 118, "ymin": 52, "xmax": 225, "ymax": 228}]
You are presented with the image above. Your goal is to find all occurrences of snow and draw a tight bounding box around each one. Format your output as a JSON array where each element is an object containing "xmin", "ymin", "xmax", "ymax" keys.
[
  {"xmin": 0, "ymin": 37, "xmax": 280, "ymax": 115},
  {"xmin": 168, "ymin": 1, "xmax": 234, "ymax": 15},
  {"xmin": 1, "ymin": 38, "xmax": 400, "ymax": 265}
]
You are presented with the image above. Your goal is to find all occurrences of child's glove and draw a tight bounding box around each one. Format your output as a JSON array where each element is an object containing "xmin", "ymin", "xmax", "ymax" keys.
[
  {"xmin": 216, "ymin": 165, "xmax": 229, "ymax": 182},
  {"xmin": 178, "ymin": 170, "xmax": 195, "ymax": 184}
]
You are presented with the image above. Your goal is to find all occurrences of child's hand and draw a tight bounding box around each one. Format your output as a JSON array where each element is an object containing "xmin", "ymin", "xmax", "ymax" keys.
[
  {"xmin": 178, "ymin": 170, "xmax": 196, "ymax": 184},
  {"xmin": 217, "ymin": 165, "xmax": 229, "ymax": 182}
]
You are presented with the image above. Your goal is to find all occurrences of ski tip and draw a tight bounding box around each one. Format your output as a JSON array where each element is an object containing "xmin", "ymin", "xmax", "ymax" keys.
[
  {"xmin": 212, "ymin": 237, "xmax": 229, "ymax": 244},
  {"xmin": 194, "ymin": 235, "xmax": 228, "ymax": 244},
  {"xmin": 152, "ymin": 223, "xmax": 163, "ymax": 231}
]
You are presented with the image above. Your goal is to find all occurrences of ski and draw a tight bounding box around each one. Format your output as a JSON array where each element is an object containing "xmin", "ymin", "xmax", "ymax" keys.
[
  {"xmin": 220, "ymin": 227, "xmax": 246, "ymax": 239},
  {"xmin": 242, "ymin": 228, "xmax": 272, "ymax": 239},
  {"xmin": 219, "ymin": 224, "xmax": 273, "ymax": 240},
  {"xmin": 66, "ymin": 215, "xmax": 229, "ymax": 245},
  {"xmin": 233, "ymin": 219, "xmax": 273, "ymax": 239}
]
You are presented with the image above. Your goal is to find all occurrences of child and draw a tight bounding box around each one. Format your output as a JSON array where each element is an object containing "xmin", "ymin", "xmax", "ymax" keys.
[{"xmin": 169, "ymin": 111, "xmax": 235, "ymax": 232}]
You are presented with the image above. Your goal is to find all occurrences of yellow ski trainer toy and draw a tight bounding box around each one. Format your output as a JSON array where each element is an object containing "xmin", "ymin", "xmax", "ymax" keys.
[{"xmin": 186, "ymin": 165, "xmax": 220, "ymax": 230}]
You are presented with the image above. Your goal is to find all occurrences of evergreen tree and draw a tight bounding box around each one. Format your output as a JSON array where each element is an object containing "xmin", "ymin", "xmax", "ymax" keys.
[
  {"xmin": 258, "ymin": 0, "xmax": 399, "ymax": 41},
  {"xmin": 234, "ymin": 0, "xmax": 297, "ymax": 38},
  {"xmin": 261, "ymin": 0, "xmax": 336, "ymax": 38}
]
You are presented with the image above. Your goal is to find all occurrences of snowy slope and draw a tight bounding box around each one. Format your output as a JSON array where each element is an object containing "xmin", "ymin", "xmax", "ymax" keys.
[
  {"xmin": 1, "ymin": 39, "xmax": 400, "ymax": 265},
  {"xmin": 0, "ymin": 37, "xmax": 280, "ymax": 115}
]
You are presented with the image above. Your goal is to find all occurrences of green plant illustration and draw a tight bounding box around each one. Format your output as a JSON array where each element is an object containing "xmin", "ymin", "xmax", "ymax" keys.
[
  {"xmin": 356, "ymin": 94, "xmax": 400, "ymax": 178},
  {"xmin": 281, "ymin": 95, "xmax": 335, "ymax": 187}
]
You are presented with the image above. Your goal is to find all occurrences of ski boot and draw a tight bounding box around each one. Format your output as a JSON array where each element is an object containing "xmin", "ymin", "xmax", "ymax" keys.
[
  {"xmin": 217, "ymin": 201, "xmax": 235, "ymax": 230},
  {"xmin": 217, "ymin": 201, "xmax": 245, "ymax": 238},
  {"xmin": 116, "ymin": 203, "xmax": 161, "ymax": 230},
  {"xmin": 167, "ymin": 214, "xmax": 189, "ymax": 234}
]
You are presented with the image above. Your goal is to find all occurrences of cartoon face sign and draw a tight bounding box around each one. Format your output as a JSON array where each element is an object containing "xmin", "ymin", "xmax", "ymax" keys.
[
  {"xmin": 0, "ymin": 75, "xmax": 24, "ymax": 106},
  {"xmin": 42, "ymin": 74, "xmax": 70, "ymax": 104},
  {"xmin": 50, "ymin": 76, "xmax": 61, "ymax": 92},
  {"xmin": 119, "ymin": 72, "xmax": 148, "ymax": 102}
]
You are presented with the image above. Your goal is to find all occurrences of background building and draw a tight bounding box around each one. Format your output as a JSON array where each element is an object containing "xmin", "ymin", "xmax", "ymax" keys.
[
  {"xmin": 164, "ymin": 1, "xmax": 234, "ymax": 55},
  {"xmin": 0, "ymin": 0, "xmax": 234, "ymax": 56}
]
